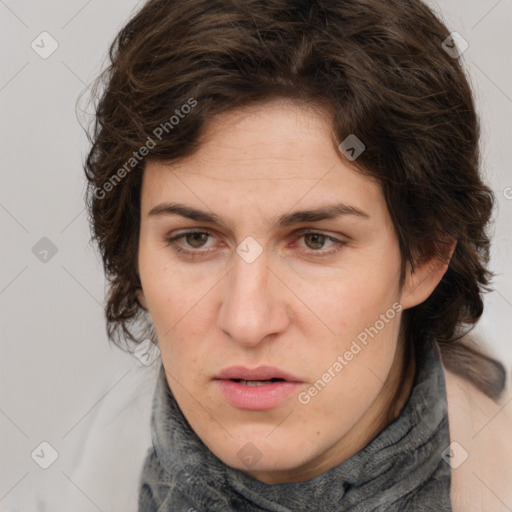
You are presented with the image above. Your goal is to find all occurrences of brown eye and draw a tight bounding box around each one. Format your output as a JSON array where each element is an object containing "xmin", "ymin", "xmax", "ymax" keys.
[
  {"xmin": 184, "ymin": 232, "xmax": 209, "ymax": 248},
  {"xmin": 303, "ymin": 233, "xmax": 327, "ymax": 250},
  {"xmin": 293, "ymin": 231, "xmax": 346, "ymax": 257}
]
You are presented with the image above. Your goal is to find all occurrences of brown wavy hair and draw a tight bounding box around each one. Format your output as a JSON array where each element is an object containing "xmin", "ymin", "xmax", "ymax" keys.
[{"xmin": 83, "ymin": 0, "xmax": 506, "ymax": 401}]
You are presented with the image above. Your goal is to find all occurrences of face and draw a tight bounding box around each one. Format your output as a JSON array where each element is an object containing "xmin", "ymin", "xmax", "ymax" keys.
[{"xmin": 137, "ymin": 100, "xmax": 425, "ymax": 484}]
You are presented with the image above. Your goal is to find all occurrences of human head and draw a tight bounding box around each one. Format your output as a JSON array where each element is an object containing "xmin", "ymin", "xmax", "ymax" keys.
[{"xmin": 84, "ymin": 0, "xmax": 504, "ymax": 482}]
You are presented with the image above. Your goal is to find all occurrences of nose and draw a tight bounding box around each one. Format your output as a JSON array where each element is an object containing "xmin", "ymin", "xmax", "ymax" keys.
[{"xmin": 217, "ymin": 250, "xmax": 290, "ymax": 347}]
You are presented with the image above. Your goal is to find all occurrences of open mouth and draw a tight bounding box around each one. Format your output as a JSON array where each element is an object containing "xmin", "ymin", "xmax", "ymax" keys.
[
  {"xmin": 214, "ymin": 368, "xmax": 302, "ymax": 410},
  {"xmin": 230, "ymin": 378, "xmax": 286, "ymax": 386}
]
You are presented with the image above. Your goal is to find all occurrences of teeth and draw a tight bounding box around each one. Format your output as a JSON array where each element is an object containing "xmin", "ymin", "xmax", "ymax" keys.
[{"xmin": 239, "ymin": 380, "xmax": 275, "ymax": 386}]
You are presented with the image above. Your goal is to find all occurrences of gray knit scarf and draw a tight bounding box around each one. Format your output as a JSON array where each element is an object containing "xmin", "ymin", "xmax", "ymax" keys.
[{"xmin": 138, "ymin": 335, "xmax": 452, "ymax": 511}]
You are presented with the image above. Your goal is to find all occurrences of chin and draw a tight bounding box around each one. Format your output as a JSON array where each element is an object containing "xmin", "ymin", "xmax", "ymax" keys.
[{"xmin": 209, "ymin": 436, "xmax": 313, "ymax": 477}]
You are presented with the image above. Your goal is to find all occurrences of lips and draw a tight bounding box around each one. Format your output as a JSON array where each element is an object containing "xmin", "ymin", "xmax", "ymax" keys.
[
  {"xmin": 214, "ymin": 365, "xmax": 303, "ymax": 410},
  {"xmin": 215, "ymin": 365, "xmax": 302, "ymax": 382}
]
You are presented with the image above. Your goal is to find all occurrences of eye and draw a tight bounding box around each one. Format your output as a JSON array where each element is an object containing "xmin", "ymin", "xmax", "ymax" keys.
[
  {"xmin": 177, "ymin": 231, "xmax": 211, "ymax": 249},
  {"xmin": 165, "ymin": 231, "xmax": 215, "ymax": 256},
  {"xmin": 300, "ymin": 232, "xmax": 333, "ymax": 250},
  {"xmin": 293, "ymin": 230, "xmax": 346, "ymax": 257},
  {"xmin": 165, "ymin": 229, "xmax": 346, "ymax": 258}
]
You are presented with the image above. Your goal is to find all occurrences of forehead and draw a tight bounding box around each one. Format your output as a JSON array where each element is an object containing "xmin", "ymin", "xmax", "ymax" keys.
[
  {"xmin": 141, "ymin": 100, "xmax": 387, "ymax": 225},
  {"xmin": 185, "ymin": 100, "xmax": 346, "ymax": 179}
]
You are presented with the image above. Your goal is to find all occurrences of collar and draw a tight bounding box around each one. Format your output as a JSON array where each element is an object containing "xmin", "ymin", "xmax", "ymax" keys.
[{"xmin": 146, "ymin": 335, "xmax": 452, "ymax": 511}]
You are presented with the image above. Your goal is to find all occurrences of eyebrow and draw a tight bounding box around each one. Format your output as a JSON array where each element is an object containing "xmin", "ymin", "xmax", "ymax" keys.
[{"xmin": 147, "ymin": 201, "xmax": 370, "ymax": 229}]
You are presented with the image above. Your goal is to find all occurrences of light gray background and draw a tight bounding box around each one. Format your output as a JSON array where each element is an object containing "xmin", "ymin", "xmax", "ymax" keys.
[{"xmin": 1, "ymin": 1, "xmax": 511, "ymax": 511}]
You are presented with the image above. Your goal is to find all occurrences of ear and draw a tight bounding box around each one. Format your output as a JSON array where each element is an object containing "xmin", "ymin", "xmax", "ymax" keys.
[
  {"xmin": 401, "ymin": 239, "xmax": 457, "ymax": 310},
  {"xmin": 136, "ymin": 287, "xmax": 148, "ymax": 310}
]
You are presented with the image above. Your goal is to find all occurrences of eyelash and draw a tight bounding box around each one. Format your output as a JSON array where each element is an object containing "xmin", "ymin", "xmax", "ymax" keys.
[{"xmin": 165, "ymin": 230, "xmax": 346, "ymax": 259}]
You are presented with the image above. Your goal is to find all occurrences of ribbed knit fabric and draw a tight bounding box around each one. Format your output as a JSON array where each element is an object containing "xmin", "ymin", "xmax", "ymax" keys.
[{"xmin": 138, "ymin": 335, "xmax": 452, "ymax": 511}]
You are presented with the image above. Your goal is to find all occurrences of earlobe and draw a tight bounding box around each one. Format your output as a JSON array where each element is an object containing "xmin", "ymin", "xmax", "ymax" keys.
[{"xmin": 401, "ymin": 239, "xmax": 457, "ymax": 310}]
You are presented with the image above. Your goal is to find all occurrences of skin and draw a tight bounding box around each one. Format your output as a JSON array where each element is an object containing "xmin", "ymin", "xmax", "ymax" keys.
[{"xmin": 137, "ymin": 99, "xmax": 452, "ymax": 484}]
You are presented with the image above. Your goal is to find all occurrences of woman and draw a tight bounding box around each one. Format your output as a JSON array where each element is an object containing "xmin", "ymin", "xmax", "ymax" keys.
[{"xmin": 84, "ymin": 0, "xmax": 512, "ymax": 510}]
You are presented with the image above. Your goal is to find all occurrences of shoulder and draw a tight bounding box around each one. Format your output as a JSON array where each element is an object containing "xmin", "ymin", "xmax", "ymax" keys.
[{"xmin": 442, "ymin": 364, "xmax": 512, "ymax": 512}]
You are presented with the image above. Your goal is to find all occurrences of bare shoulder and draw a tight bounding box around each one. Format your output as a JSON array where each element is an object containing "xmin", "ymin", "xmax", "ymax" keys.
[{"xmin": 442, "ymin": 364, "xmax": 512, "ymax": 512}]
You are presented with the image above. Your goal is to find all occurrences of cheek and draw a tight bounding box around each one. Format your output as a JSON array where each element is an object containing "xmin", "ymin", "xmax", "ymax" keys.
[
  {"xmin": 286, "ymin": 251, "xmax": 403, "ymax": 387},
  {"xmin": 141, "ymin": 273, "xmax": 215, "ymax": 380},
  {"xmin": 139, "ymin": 242, "xmax": 193, "ymax": 325},
  {"xmin": 295, "ymin": 251, "xmax": 401, "ymax": 336},
  {"xmin": 295, "ymin": 309, "xmax": 401, "ymax": 439}
]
